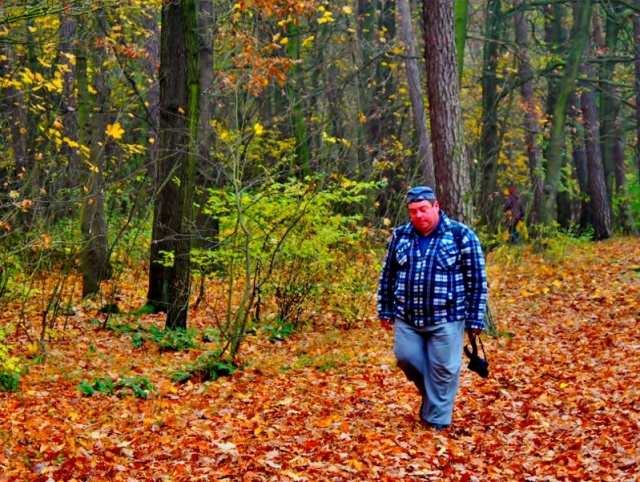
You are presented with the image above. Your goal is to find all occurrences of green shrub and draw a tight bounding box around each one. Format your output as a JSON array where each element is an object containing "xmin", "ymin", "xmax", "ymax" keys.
[
  {"xmin": 171, "ymin": 350, "xmax": 237, "ymax": 384},
  {"xmin": 117, "ymin": 376, "xmax": 154, "ymax": 398},
  {"xmin": 78, "ymin": 376, "xmax": 154, "ymax": 398},
  {"xmin": 263, "ymin": 319, "xmax": 294, "ymax": 342},
  {"xmin": 78, "ymin": 377, "xmax": 115, "ymax": 396},
  {"xmin": 202, "ymin": 176, "xmax": 380, "ymax": 354},
  {"xmin": 146, "ymin": 326, "xmax": 200, "ymax": 352},
  {"xmin": 0, "ymin": 371, "xmax": 20, "ymax": 392},
  {"xmin": 117, "ymin": 325, "xmax": 200, "ymax": 351},
  {"xmin": 0, "ymin": 326, "xmax": 21, "ymax": 392},
  {"xmin": 330, "ymin": 255, "xmax": 379, "ymax": 328}
]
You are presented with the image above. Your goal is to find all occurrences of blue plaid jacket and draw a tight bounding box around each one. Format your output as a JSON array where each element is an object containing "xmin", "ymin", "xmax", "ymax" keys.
[{"xmin": 377, "ymin": 212, "xmax": 487, "ymax": 330}]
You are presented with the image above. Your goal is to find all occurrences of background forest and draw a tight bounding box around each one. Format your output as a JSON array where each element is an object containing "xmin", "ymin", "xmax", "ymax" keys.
[{"xmin": 2, "ymin": 0, "xmax": 640, "ymax": 480}]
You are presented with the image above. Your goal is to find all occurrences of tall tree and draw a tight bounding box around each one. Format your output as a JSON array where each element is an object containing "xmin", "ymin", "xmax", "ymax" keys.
[
  {"xmin": 596, "ymin": 6, "xmax": 636, "ymax": 234},
  {"xmin": 455, "ymin": 0, "xmax": 469, "ymax": 83},
  {"xmin": 79, "ymin": 10, "xmax": 112, "ymax": 297},
  {"xmin": 478, "ymin": 0, "xmax": 503, "ymax": 230},
  {"xmin": 542, "ymin": 1, "xmax": 593, "ymax": 225},
  {"xmin": 568, "ymin": 93, "xmax": 591, "ymax": 230},
  {"xmin": 579, "ymin": 32, "xmax": 612, "ymax": 240},
  {"xmin": 194, "ymin": 0, "xmax": 219, "ymax": 250},
  {"xmin": 423, "ymin": 0, "xmax": 472, "ymax": 223},
  {"xmin": 141, "ymin": 6, "xmax": 161, "ymax": 191},
  {"xmin": 513, "ymin": 0, "xmax": 543, "ymax": 224},
  {"xmin": 59, "ymin": 13, "xmax": 79, "ymax": 197},
  {"xmin": 148, "ymin": 0, "xmax": 201, "ymax": 329},
  {"xmin": 397, "ymin": 0, "xmax": 434, "ymax": 186},
  {"xmin": 595, "ymin": 6, "xmax": 622, "ymax": 205},
  {"xmin": 635, "ymin": 3, "xmax": 640, "ymax": 182}
]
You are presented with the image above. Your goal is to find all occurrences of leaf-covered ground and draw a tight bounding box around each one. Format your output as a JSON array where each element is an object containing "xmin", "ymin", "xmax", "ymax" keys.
[{"xmin": 1, "ymin": 238, "xmax": 640, "ymax": 481}]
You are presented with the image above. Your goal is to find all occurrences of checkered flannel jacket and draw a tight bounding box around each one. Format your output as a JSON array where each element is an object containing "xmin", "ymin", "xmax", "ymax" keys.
[{"xmin": 377, "ymin": 212, "xmax": 488, "ymax": 330}]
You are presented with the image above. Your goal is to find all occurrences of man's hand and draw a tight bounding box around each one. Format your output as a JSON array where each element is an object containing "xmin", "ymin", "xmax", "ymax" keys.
[
  {"xmin": 467, "ymin": 328, "xmax": 483, "ymax": 338},
  {"xmin": 380, "ymin": 319, "xmax": 394, "ymax": 331}
]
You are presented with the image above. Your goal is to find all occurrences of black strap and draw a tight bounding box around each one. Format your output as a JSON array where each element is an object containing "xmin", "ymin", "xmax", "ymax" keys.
[{"xmin": 465, "ymin": 333, "xmax": 487, "ymax": 361}]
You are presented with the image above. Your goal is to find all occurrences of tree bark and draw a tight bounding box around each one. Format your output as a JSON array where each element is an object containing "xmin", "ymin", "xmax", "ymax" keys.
[
  {"xmin": 141, "ymin": 6, "xmax": 160, "ymax": 192},
  {"xmin": 601, "ymin": 6, "xmax": 637, "ymax": 235},
  {"xmin": 513, "ymin": 0, "xmax": 543, "ymax": 224},
  {"xmin": 579, "ymin": 35, "xmax": 612, "ymax": 240},
  {"xmin": 0, "ymin": 45, "xmax": 28, "ymax": 197},
  {"xmin": 478, "ymin": 0, "xmax": 503, "ymax": 231},
  {"xmin": 454, "ymin": 0, "xmax": 469, "ymax": 83},
  {"xmin": 568, "ymin": 93, "xmax": 590, "ymax": 230},
  {"xmin": 148, "ymin": 0, "xmax": 201, "ymax": 329},
  {"xmin": 595, "ymin": 7, "xmax": 622, "ymax": 207},
  {"xmin": 542, "ymin": 0, "xmax": 592, "ymax": 225},
  {"xmin": 193, "ymin": 0, "xmax": 220, "ymax": 252},
  {"xmin": 80, "ymin": 10, "xmax": 112, "ymax": 297},
  {"xmin": 60, "ymin": 13, "xmax": 79, "ymax": 196},
  {"xmin": 397, "ymin": 0, "xmax": 434, "ymax": 186},
  {"xmin": 423, "ymin": 0, "xmax": 473, "ymax": 223},
  {"xmin": 635, "ymin": 5, "xmax": 640, "ymax": 182}
]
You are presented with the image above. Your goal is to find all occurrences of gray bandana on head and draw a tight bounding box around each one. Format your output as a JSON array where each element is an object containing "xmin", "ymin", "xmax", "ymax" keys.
[{"xmin": 406, "ymin": 186, "xmax": 436, "ymax": 203}]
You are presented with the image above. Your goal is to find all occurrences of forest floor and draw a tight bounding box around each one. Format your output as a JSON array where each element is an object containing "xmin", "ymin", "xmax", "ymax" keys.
[{"xmin": 1, "ymin": 237, "xmax": 640, "ymax": 481}]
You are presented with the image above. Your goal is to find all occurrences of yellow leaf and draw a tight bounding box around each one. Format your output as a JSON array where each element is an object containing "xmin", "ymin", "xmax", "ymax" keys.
[
  {"xmin": 302, "ymin": 36, "xmax": 315, "ymax": 47},
  {"xmin": 106, "ymin": 122, "xmax": 125, "ymax": 140},
  {"xmin": 27, "ymin": 341, "xmax": 39, "ymax": 356},
  {"xmin": 63, "ymin": 52, "xmax": 76, "ymax": 65}
]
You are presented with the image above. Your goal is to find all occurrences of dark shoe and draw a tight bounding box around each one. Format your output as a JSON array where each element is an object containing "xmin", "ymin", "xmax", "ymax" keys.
[{"xmin": 424, "ymin": 421, "xmax": 448, "ymax": 431}]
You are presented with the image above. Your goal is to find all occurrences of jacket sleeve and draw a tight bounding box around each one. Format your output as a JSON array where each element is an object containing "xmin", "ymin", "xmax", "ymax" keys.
[
  {"xmin": 377, "ymin": 231, "xmax": 399, "ymax": 320},
  {"xmin": 459, "ymin": 227, "xmax": 488, "ymax": 330}
]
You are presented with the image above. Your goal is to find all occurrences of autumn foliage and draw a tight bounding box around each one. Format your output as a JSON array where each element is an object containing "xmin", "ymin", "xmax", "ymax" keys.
[{"xmin": 1, "ymin": 237, "xmax": 639, "ymax": 480}]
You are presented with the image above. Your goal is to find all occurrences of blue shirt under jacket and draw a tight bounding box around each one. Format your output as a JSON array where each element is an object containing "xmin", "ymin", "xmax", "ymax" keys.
[{"xmin": 377, "ymin": 212, "xmax": 487, "ymax": 331}]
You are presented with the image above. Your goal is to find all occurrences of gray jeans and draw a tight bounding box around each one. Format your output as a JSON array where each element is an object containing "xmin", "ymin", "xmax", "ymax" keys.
[{"xmin": 393, "ymin": 319, "xmax": 465, "ymax": 425}]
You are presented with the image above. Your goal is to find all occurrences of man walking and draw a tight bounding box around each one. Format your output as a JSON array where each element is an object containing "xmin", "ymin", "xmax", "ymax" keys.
[{"xmin": 377, "ymin": 186, "xmax": 487, "ymax": 430}]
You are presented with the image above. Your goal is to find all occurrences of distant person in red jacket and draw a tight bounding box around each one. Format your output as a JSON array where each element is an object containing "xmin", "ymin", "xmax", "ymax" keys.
[{"xmin": 504, "ymin": 187, "xmax": 524, "ymax": 243}]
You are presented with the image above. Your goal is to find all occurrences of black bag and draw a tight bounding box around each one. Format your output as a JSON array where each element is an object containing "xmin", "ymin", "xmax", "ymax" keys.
[{"xmin": 464, "ymin": 333, "xmax": 489, "ymax": 378}]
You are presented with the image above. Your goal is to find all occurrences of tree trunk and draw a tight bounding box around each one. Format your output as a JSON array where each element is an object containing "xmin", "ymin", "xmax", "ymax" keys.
[
  {"xmin": 0, "ymin": 45, "xmax": 28, "ymax": 197},
  {"xmin": 355, "ymin": 0, "xmax": 377, "ymax": 173},
  {"xmin": 397, "ymin": 0, "xmax": 434, "ymax": 186},
  {"xmin": 595, "ymin": 7, "xmax": 622, "ymax": 208},
  {"xmin": 80, "ymin": 10, "xmax": 112, "ymax": 297},
  {"xmin": 141, "ymin": 6, "xmax": 160, "ymax": 192},
  {"xmin": 599, "ymin": 7, "xmax": 636, "ymax": 234},
  {"xmin": 542, "ymin": 1, "xmax": 592, "ymax": 225},
  {"xmin": 454, "ymin": 0, "xmax": 469, "ymax": 83},
  {"xmin": 423, "ymin": 0, "xmax": 472, "ymax": 223},
  {"xmin": 285, "ymin": 21, "xmax": 311, "ymax": 176},
  {"xmin": 193, "ymin": 0, "xmax": 220, "ymax": 252},
  {"xmin": 579, "ymin": 36, "xmax": 612, "ymax": 240},
  {"xmin": 148, "ymin": 0, "xmax": 200, "ymax": 329},
  {"xmin": 635, "ymin": 5, "xmax": 640, "ymax": 182},
  {"xmin": 60, "ymin": 13, "xmax": 79, "ymax": 197},
  {"xmin": 513, "ymin": 0, "xmax": 543, "ymax": 224},
  {"xmin": 568, "ymin": 93, "xmax": 591, "ymax": 231},
  {"xmin": 478, "ymin": 0, "xmax": 503, "ymax": 231}
]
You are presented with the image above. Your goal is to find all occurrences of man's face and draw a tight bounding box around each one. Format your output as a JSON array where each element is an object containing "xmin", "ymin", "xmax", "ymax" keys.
[{"xmin": 408, "ymin": 200, "xmax": 440, "ymax": 235}]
